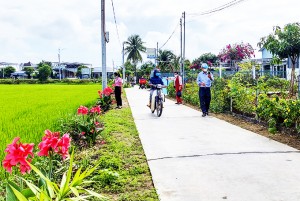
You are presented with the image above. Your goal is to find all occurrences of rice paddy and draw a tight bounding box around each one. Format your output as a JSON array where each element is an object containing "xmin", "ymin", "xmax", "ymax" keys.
[{"xmin": 0, "ymin": 84, "xmax": 101, "ymax": 176}]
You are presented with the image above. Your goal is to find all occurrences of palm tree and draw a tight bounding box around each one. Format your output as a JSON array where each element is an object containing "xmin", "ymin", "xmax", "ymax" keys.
[
  {"xmin": 157, "ymin": 49, "xmax": 175, "ymax": 72},
  {"xmin": 124, "ymin": 35, "xmax": 146, "ymax": 82}
]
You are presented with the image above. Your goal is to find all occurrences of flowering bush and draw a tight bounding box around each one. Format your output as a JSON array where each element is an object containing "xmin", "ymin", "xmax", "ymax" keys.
[
  {"xmin": 97, "ymin": 87, "xmax": 114, "ymax": 112},
  {"xmin": 61, "ymin": 105, "xmax": 104, "ymax": 147},
  {"xmin": 218, "ymin": 43, "xmax": 255, "ymax": 64}
]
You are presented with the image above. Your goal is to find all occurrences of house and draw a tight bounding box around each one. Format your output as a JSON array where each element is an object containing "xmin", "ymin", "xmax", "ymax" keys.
[
  {"xmin": 92, "ymin": 67, "xmax": 114, "ymax": 79},
  {"xmin": 257, "ymin": 48, "xmax": 300, "ymax": 80},
  {"xmin": 52, "ymin": 62, "xmax": 92, "ymax": 79}
]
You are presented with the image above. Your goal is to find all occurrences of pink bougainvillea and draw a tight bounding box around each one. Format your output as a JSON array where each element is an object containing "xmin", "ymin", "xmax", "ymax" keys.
[
  {"xmin": 2, "ymin": 137, "xmax": 34, "ymax": 174},
  {"xmin": 218, "ymin": 43, "xmax": 255, "ymax": 63}
]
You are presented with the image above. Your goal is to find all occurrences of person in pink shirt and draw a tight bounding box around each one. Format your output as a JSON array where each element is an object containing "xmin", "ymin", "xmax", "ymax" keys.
[{"xmin": 114, "ymin": 72, "xmax": 123, "ymax": 109}]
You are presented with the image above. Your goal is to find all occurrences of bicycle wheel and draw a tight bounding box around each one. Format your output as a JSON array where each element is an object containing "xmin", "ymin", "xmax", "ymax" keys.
[{"xmin": 156, "ymin": 98, "xmax": 163, "ymax": 117}]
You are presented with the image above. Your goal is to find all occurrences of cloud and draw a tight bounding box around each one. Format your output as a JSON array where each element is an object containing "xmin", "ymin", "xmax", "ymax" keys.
[{"xmin": 1, "ymin": 0, "xmax": 300, "ymax": 70}]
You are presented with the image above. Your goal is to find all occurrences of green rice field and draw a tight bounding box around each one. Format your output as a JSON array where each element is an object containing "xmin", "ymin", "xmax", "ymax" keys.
[{"xmin": 0, "ymin": 84, "xmax": 101, "ymax": 176}]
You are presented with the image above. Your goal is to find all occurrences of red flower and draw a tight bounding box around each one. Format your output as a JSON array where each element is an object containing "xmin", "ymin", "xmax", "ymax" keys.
[
  {"xmin": 77, "ymin": 106, "xmax": 88, "ymax": 115},
  {"xmin": 112, "ymin": 84, "xmax": 116, "ymax": 87},
  {"xmin": 90, "ymin": 105, "xmax": 101, "ymax": 114},
  {"xmin": 38, "ymin": 130, "xmax": 60, "ymax": 157},
  {"xmin": 95, "ymin": 121, "xmax": 100, "ymax": 126},
  {"xmin": 38, "ymin": 130, "xmax": 71, "ymax": 160},
  {"xmin": 2, "ymin": 137, "xmax": 34, "ymax": 175},
  {"xmin": 55, "ymin": 134, "xmax": 71, "ymax": 160},
  {"xmin": 81, "ymin": 132, "xmax": 86, "ymax": 135},
  {"xmin": 98, "ymin": 90, "xmax": 103, "ymax": 98},
  {"xmin": 103, "ymin": 87, "xmax": 113, "ymax": 96}
]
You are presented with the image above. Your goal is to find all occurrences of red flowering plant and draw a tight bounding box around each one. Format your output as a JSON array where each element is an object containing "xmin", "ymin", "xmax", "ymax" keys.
[
  {"xmin": 61, "ymin": 105, "xmax": 104, "ymax": 147},
  {"xmin": 96, "ymin": 87, "xmax": 114, "ymax": 112},
  {"xmin": 218, "ymin": 43, "xmax": 255, "ymax": 68},
  {"xmin": 2, "ymin": 137, "xmax": 34, "ymax": 175},
  {"xmin": 37, "ymin": 130, "xmax": 71, "ymax": 179}
]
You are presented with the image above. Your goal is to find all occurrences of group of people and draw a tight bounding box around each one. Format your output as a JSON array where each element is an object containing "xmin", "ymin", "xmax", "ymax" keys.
[
  {"xmin": 148, "ymin": 63, "xmax": 214, "ymax": 117},
  {"xmin": 113, "ymin": 63, "xmax": 214, "ymax": 117}
]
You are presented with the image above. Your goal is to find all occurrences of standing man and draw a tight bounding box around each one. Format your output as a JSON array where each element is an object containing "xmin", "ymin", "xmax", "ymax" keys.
[
  {"xmin": 174, "ymin": 72, "xmax": 183, "ymax": 104},
  {"xmin": 196, "ymin": 63, "xmax": 214, "ymax": 117}
]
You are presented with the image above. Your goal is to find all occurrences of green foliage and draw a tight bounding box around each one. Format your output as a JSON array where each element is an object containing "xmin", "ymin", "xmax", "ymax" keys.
[
  {"xmin": 23, "ymin": 67, "xmax": 35, "ymax": 79},
  {"xmin": 6, "ymin": 151, "xmax": 107, "ymax": 200},
  {"xmin": 192, "ymin": 52, "xmax": 218, "ymax": 66},
  {"xmin": 4, "ymin": 66, "xmax": 16, "ymax": 77},
  {"xmin": 37, "ymin": 64, "xmax": 52, "ymax": 81},
  {"xmin": 124, "ymin": 35, "xmax": 146, "ymax": 64},
  {"xmin": 259, "ymin": 22, "xmax": 300, "ymax": 95},
  {"xmin": 157, "ymin": 49, "xmax": 175, "ymax": 72},
  {"xmin": 0, "ymin": 84, "xmax": 100, "ymax": 178},
  {"xmin": 210, "ymin": 78, "xmax": 230, "ymax": 113}
]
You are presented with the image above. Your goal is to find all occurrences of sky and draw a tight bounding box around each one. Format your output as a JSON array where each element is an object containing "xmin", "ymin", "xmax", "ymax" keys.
[{"xmin": 1, "ymin": 0, "xmax": 300, "ymax": 71}]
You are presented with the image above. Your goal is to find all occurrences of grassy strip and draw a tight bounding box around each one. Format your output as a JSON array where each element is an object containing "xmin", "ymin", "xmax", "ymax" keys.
[{"xmin": 75, "ymin": 95, "xmax": 159, "ymax": 200}]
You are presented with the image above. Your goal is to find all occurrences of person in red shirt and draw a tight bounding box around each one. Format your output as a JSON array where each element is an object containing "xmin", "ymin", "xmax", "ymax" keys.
[{"xmin": 174, "ymin": 72, "xmax": 183, "ymax": 104}]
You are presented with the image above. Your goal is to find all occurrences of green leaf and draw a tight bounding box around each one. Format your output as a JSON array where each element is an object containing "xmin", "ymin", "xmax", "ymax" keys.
[
  {"xmin": 85, "ymin": 189, "xmax": 107, "ymax": 200},
  {"xmin": 70, "ymin": 187, "xmax": 79, "ymax": 197},
  {"xmin": 9, "ymin": 185, "xmax": 28, "ymax": 201},
  {"xmin": 6, "ymin": 183, "xmax": 17, "ymax": 201},
  {"xmin": 21, "ymin": 188, "xmax": 35, "ymax": 198}
]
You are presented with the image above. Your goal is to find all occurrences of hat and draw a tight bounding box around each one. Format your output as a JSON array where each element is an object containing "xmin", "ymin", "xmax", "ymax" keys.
[{"xmin": 201, "ymin": 63, "xmax": 208, "ymax": 69}]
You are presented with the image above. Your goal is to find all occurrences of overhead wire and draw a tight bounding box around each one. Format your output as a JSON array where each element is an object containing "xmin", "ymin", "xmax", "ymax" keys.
[
  {"xmin": 187, "ymin": 0, "xmax": 248, "ymax": 21},
  {"xmin": 110, "ymin": 0, "xmax": 122, "ymax": 48},
  {"xmin": 158, "ymin": 0, "xmax": 248, "ymax": 49},
  {"xmin": 159, "ymin": 20, "xmax": 180, "ymax": 50}
]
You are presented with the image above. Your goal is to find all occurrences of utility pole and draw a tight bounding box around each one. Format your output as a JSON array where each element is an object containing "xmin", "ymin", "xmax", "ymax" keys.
[
  {"xmin": 58, "ymin": 48, "xmax": 62, "ymax": 80},
  {"xmin": 180, "ymin": 18, "xmax": 183, "ymax": 76},
  {"xmin": 182, "ymin": 11, "xmax": 186, "ymax": 87},
  {"xmin": 101, "ymin": 0, "xmax": 107, "ymax": 90},
  {"xmin": 156, "ymin": 42, "xmax": 159, "ymax": 66},
  {"xmin": 122, "ymin": 42, "xmax": 125, "ymax": 83}
]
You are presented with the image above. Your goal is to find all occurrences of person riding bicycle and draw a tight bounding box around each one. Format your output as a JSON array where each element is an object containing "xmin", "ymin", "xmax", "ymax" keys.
[{"xmin": 147, "ymin": 69, "xmax": 164, "ymax": 107}]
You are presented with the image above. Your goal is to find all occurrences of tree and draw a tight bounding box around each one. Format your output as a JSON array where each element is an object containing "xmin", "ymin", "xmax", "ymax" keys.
[
  {"xmin": 157, "ymin": 49, "xmax": 174, "ymax": 72},
  {"xmin": 23, "ymin": 67, "xmax": 34, "ymax": 79},
  {"xmin": 37, "ymin": 63, "xmax": 52, "ymax": 81},
  {"xmin": 4, "ymin": 66, "xmax": 16, "ymax": 78},
  {"xmin": 258, "ymin": 23, "xmax": 300, "ymax": 96},
  {"xmin": 218, "ymin": 43, "xmax": 255, "ymax": 67},
  {"xmin": 139, "ymin": 61, "xmax": 155, "ymax": 78},
  {"xmin": 124, "ymin": 35, "xmax": 146, "ymax": 82},
  {"xmin": 192, "ymin": 53, "xmax": 218, "ymax": 70},
  {"xmin": 76, "ymin": 65, "xmax": 88, "ymax": 79}
]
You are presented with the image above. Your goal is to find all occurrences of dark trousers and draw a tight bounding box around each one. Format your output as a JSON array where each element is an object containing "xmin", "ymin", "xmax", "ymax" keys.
[
  {"xmin": 199, "ymin": 87, "xmax": 211, "ymax": 113},
  {"xmin": 115, "ymin": 86, "xmax": 122, "ymax": 106}
]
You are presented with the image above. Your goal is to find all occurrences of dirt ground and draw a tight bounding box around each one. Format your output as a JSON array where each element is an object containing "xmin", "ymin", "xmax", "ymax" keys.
[{"xmin": 170, "ymin": 97, "xmax": 300, "ymax": 151}]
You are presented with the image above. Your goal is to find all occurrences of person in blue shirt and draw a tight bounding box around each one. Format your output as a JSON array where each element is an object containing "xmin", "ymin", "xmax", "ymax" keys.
[
  {"xmin": 196, "ymin": 63, "xmax": 214, "ymax": 117},
  {"xmin": 147, "ymin": 69, "xmax": 164, "ymax": 107}
]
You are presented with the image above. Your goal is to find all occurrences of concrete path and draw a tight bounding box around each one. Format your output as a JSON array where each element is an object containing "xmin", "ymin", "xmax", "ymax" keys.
[{"xmin": 125, "ymin": 87, "xmax": 300, "ymax": 201}]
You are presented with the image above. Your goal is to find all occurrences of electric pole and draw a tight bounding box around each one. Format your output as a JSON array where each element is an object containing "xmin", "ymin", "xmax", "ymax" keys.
[
  {"xmin": 182, "ymin": 11, "xmax": 186, "ymax": 87},
  {"xmin": 122, "ymin": 42, "xmax": 125, "ymax": 83},
  {"xmin": 180, "ymin": 18, "xmax": 183, "ymax": 76},
  {"xmin": 58, "ymin": 48, "xmax": 61, "ymax": 80},
  {"xmin": 101, "ymin": 0, "xmax": 107, "ymax": 90},
  {"xmin": 156, "ymin": 42, "xmax": 159, "ymax": 66}
]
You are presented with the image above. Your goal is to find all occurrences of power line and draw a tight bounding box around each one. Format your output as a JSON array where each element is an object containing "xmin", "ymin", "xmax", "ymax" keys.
[
  {"xmin": 159, "ymin": 20, "xmax": 180, "ymax": 49},
  {"xmin": 188, "ymin": 0, "xmax": 248, "ymax": 20},
  {"xmin": 110, "ymin": 0, "xmax": 122, "ymax": 47}
]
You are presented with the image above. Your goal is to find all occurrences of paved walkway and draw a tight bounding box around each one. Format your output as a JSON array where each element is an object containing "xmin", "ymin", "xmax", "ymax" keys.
[{"xmin": 125, "ymin": 87, "xmax": 300, "ymax": 201}]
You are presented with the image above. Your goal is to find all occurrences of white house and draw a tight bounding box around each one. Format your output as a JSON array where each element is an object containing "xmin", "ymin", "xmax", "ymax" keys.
[{"xmin": 258, "ymin": 48, "xmax": 300, "ymax": 80}]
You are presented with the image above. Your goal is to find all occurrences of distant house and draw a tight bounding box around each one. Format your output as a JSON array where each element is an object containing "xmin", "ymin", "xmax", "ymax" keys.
[
  {"xmin": 92, "ymin": 67, "xmax": 114, "ymax": 79},
  {"xmin": 256, "ymin": 48, "xmax": 300, "ymax": 80},
  {"xmin": 51, "ymin": 62, "xmax": 92, "ymax": 79}
]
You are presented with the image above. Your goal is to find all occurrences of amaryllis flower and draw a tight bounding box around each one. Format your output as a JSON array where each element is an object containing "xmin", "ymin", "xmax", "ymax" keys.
[
  {"xmin": 103, "ymin": 87, "xmax": 113, "ymax": 96},
  {"xmin": 77, "ymin": 106, "xmax": 89, "ymax": 115},
  {"xmin": 2, "ymin": 137, "xmax": 34, "ymax": 174},
  {"xmin": 81, "ymin": 132, "xmax": 86, "ymax": 135},
  {"xmin": 38, "ymin": 130, "xmax": 71, "ymax": 160},
  {"xmin": 90, "ymin": 105, "xmax": 101, "ymax": 114}
]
